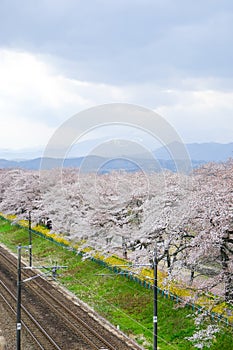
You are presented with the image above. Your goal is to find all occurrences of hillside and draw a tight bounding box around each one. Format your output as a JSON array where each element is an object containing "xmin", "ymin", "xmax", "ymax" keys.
[
  {"xmin": 155, "ymin": 142, "xmax": 233, "ymax": 162},
  {"xmin": 0, "ymin": 142, "xmax": 232, "ymax": 171}
]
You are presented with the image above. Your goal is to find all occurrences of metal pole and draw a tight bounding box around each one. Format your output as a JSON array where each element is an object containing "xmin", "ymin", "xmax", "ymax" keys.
[
  {"xmin": 28, "ymin": 211, "xmax": 32, "ymax": 267},
  {"xmin": 153, "ymin": 245, "xmax": 158, "ymax": 350},
  {"xmin": 16, "ymin": 244, "xmax": 22, "ymax": 350}
]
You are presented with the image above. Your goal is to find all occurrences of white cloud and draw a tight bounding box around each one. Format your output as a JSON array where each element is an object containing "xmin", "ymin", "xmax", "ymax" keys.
[
  {"xmin": 0, "ymin": 49, "xmax": 130, "ymax": 149},
  {"xmin": 155, "ymin": 88, "xmax": 233, "ymax": 143},
  {"xmin": 0, "ymin": 49, "xmax": 232, "ymax": 150},
  {"xmin": 0, "ymin": 116, "xmax": 54, "ymax": 150},
  {"xmin": 0, "ymin": 49, "xmax": 129, "ymax": 112}
]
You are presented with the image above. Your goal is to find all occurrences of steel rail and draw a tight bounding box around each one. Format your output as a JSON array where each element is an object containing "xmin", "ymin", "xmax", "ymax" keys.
[{"xmin": 0, "ymin": 279, "xmax": 61, "ymax": 350}]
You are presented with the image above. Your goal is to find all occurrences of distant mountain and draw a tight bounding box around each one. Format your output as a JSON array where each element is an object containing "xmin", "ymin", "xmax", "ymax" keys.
[
  {"xmin": 155, "ymin": 142, "xmax": 233, "ymax": 162},
  {"xmin": 187, "ymin": 142, "xmax": 233, "ymax": 161},
  {"xmin": 0, "ymin": 156, "xmax": 214, "ymax": 173},
  {"xmin": 0, "ymin": 157, "xmax": 84, "ymax": 170},
  {"xmin": 0, "ymin": 155, "xmax": 179, "ymax": 172},
  {"xmin": 0, "ymin": 142, "xmax": 232, "ymax": 172},
  {"xmin": 0, "ymin": 138, "xmax": 108, "ymax": 160}
]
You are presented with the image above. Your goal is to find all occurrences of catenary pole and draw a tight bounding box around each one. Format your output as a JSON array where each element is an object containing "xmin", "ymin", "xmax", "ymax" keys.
[
  {"xmin": 153, "ymin": 244, "xmax": 158, "ymax": 350},
  {"xmin": 28, "ymin": 211, "xmax": 32, "ymax": 267},
  {"xmin": 16, "ymin": 244, "xmax": 22, "ymax": 350}
]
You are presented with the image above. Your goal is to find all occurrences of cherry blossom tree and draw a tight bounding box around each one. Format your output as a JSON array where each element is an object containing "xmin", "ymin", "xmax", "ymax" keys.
[
  {"xmin": 0, "ymin": 169, "xmax": 41, "ymax": 216},
  {"xmin": 0, "ymin": 160, "xmax": 232, "ymax": 303},
  {"xmin": 183, "ymin": 160, "xmax": 233, "ymax": 302}
]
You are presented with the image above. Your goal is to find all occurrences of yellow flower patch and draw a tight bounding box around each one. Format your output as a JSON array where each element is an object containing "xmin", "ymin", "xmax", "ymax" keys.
[
  {"xmin": 18, "ymin": 219, "xmax": 29, "ymax": 227},
  {"xmin": 6, "ymin": 214, "xmax": 17, "ymax": 220},
  {"xmin": 82, "ymin": 246, "xmax": 93, "ymax": 253},
  {"xmin": 105, "ymin": 255, "xmax": 128, "ymax": 266},
  {"xmin": 33, "ymin": 224, "xmax": 50, "ymax": 235}
]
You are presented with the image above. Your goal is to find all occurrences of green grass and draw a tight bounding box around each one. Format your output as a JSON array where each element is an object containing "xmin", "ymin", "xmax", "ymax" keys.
[{"xmin": 0, "ymin": 217, "xmax": 232, "ymax": 350}]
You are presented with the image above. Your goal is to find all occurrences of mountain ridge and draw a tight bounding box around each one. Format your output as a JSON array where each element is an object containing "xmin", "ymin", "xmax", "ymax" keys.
[{"xmin": 0, "ymin": 142, "xmax": 232, "ymax": 172}]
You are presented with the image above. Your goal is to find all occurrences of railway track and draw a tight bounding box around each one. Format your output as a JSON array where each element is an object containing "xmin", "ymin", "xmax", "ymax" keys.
[
  {"xmin": 0, "ymin": 245, "xmax": 143, "ymax": 350},
  {"xmin": 0, "ymin": 279, "xmax": 61, "ymax": 350}
]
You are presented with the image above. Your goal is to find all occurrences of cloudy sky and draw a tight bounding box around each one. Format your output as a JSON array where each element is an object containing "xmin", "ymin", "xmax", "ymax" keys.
[{"xmin": 0, "ymin": 0, "xmax": 233, "ymax": 154}]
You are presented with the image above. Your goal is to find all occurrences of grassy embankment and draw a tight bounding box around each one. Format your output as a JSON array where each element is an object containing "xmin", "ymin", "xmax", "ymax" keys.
[{"xmin": 0, "ymin": 217, "xmax": 232, "ymax": 350}]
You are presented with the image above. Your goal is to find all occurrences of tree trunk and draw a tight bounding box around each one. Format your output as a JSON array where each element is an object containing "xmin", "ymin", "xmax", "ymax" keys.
[{"xmin": 221, "ymin": 232, "xmax": 233, "ymax": 302}]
